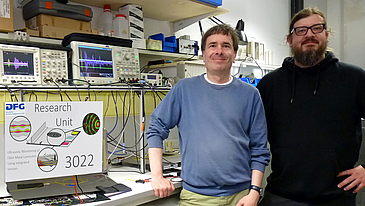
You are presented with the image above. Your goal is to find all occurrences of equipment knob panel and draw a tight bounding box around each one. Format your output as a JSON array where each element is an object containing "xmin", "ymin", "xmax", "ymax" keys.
[{"xmin": 40, "ymin": 49, "xmax": 68, "ymax": 85}]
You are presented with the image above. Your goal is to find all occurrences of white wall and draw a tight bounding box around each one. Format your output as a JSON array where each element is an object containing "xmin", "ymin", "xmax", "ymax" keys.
[
  {"xmin": 175, "ymin": 0, "xmax": 291, "ymax": 66},
  {"xmin": 326, "ymin": 0, "xmax": 343, "ymax": 60},
  {"xmin": 341, "ymin": 0, "xmax": 365, "ymax": 68},
  {"xmin": 304, "ymin": 0, "xmax": 327, "ymax": 16}
]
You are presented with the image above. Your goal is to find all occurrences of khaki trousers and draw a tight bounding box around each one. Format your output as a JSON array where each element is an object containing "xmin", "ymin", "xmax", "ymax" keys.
[{"xmin": 179, "ymin": 188, "xmax": 250, "ymax": 206}]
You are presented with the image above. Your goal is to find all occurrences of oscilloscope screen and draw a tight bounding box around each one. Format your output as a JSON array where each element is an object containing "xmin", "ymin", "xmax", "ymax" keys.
[
  {"xmin": 3, "ymin": 51, "xmax": 34, "ymax": 76},
  {"xmin": 78, "ymin": 45, "xmax": 114, "ymax": 78}
]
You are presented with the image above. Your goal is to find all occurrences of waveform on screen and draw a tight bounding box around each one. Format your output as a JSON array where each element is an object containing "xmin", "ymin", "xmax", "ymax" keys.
[
  {"xmin": 79, "ymin": 51, "xmax": 112, "ymax": 71},
  {"xmin": 4, "ymin": 58, "xmax": 29, "ymax": 70}
]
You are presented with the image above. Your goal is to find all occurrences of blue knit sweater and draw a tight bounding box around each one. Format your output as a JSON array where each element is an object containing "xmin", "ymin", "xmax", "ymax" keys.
[{"xmin": 147, "ymin": 74, "xmax": 270, "ymax": 196}]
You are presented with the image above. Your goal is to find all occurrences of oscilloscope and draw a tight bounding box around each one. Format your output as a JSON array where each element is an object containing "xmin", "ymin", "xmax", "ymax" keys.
[
  {"xmin": 70, "ymin": 41, "xmax": 140, "ymax": 85},
  {"xmin": 0, "ymin": 44, "xmax": 41, "ymax": 85},
  {"xmin": 40, "ymin": 49, "xmax": 68, "ymax": 86}
]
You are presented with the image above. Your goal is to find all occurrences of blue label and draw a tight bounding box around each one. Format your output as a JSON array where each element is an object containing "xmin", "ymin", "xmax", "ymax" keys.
[{"xmin": 5, "ymin": 103, "xmax": 25, "ymax": 110}]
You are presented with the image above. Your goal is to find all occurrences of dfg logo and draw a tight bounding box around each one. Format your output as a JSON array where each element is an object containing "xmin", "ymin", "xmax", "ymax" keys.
[{"xmin": 6, "ymin": 103, "xmax": 25, "ymax": 110}]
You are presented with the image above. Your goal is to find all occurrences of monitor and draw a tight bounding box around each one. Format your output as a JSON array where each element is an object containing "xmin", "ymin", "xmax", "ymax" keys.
[
  {"xmin": 70, "ymin": 42, "xmax": 116, "ymax": 84},
  {"xmin": 70, "ymin": 41, "xmax": 140, "ymax": 85},
  {"xmin": 0, "ymin": 44, "xmax": 41, "ymax": 85}
]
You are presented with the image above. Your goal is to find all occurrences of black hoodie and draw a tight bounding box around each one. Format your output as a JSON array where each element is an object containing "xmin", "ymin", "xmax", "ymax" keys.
[{"xmin": 257, "ymin": 51, "xmax": 365, "ymax": 204}]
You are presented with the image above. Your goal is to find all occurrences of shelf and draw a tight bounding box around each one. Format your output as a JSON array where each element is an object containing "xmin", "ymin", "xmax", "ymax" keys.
[
  {"xmin": 138, "ymin": 49, "xmax": 198, "ymax": 60},
  {"xmin": 232, "ymin": 60, "xmax": 279, "ymax": 71},
  {"xmin": 0, "ymin": 85, "xmax": 171, "ymax": 91},
  {"xmin": 70, "ymin": 0, "xmax": 227, "ymax": 22},
  {"xmin": 0, "ymin": 32, "xmax": 198, "ymax": 61}
]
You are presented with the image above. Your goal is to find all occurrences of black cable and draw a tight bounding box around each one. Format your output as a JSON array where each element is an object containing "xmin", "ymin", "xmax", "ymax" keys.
[
  {"xmin": 75, "ymin": 175, "xmax": 95, "ymax": 200},
  {"xmin": 64, "ymin": 91, "xmax": 72, "ymax": 101},
  {"xmin": 108, "ymin": 91, "xmax": 120, "ymax": 135},
  {"xmin": 75, "ymin": 85, "xmax": 82, "ymax": 101},
  {"xmin": 140, "ymin": 65, "xmax": 150, "ymax": 73},
  {"xmin": 250, "ymin": 57, "xmax": 264, "ymax": 77},
  {"xmin": 93, "ymin": 90, "xmax": 97, "ymax": 101},
  {"xmin": 28, "ymin": 91, "xmax": 38, "ymax": 102},
  {"xmin": 158, "ymin": 91, "xmax": 168, "ymax": 97},
  {"xmin": 107, "ymin": 89, "xmax": 132, "ymax": 147},
  {"xmin": 199, "ymin": 20, "xmax": 204, "ymax": 36},
  {"xmin": 208, "ymin": 17, "xmax": 219, "ymax": 25},
  {"xmin": 154, "ymin": 90, "xmax": 167, "ymax": 101},
  {"xmin": 185, "ymin": 53, "xmax": 196, "ymax": 61},
  {"xmin": 212, "ymin": 16, "xmax": 225, "ymax": 24},
  {"xmin": 143, "ymin": 83, "xmax": 157, "ymax": 108},
  {"xmin": 107, "ymin": 135, "xmax": 143, "ymax": 150},
  {"xmin": 103, "ymin": 93, "xmax": 110, "ymax": 121},
  {"xmin": 120, "ymin": 90, "xmax": 131, "ymax": 147},
  {"xmin": 87, "ymin": 83, "xmax": 91, "ymax": 101},
  {"xmin": 132, "ymin": 90, "xmax": 140, "ymax": 172},
  {"xmin": 4, "ymin": 85, "xmax": 18, "ymax": 102},
  {"xmin": 233, "ymin": 60, "xmax": 245, "ymax": 77}
]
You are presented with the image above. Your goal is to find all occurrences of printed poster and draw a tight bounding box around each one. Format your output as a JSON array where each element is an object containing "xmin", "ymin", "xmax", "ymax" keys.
[{"xmin": 4, "ymin": 101, "xmax": 103, "ymax": 182}]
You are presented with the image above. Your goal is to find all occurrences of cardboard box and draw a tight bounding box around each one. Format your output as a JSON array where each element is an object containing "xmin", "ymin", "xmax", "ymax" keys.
[
  {"xmin": 39, "ymin": 26, "xmax": 91, "ymax": 39},
  {"xmin": 146, "ymin": 39, "xmax": 162, "ymax": 51},
  {"xmin": 26, "ymin": 14, "xmax": 91, "ymax": 32},
  {"xmin": 0, "ymin": 0, "xmax": 13, "ymax": 32},
  {"xmin": 119, "ymin": 4, "xmax": 144, "ymax": 39},
  {"xmin": 131, "ymin": 38, "xmax": 146, "ymax": 49},
  {"xmin": 19, "ymin": 28, "xmax": 40, "ymax": 37},
  {"xmin": 25, "ymin": 29, "xmax": 39, "ymax": 37}
]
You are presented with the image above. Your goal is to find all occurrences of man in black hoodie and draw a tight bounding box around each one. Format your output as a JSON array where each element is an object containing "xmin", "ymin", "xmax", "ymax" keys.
[{"xmin": 257, "ymin": 7, "xmax": 365, "ymax": 206}]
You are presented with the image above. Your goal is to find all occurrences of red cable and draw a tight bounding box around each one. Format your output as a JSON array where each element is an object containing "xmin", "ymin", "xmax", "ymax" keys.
[{"xmin": 73, "ymin": 175, "xmax": 83, "ymax": 204}]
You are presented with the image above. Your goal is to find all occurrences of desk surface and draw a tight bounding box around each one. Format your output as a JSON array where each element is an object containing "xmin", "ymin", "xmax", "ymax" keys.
[{"xmin": 0, "ymin": 166, "xmax": 182, "ymax": 206}]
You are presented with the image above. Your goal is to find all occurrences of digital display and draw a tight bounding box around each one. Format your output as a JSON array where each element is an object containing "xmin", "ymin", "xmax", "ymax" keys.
[
  {"xmin": 3, "ymin": 51, "xmax": 34, "ymax": 76},
  {"xmin": 78, "ymin": 45, "xmax": 113, "ymax": 78},
  {"xmin": 147, "ymin": 75, "xmax": 157, "ymax": 80}
]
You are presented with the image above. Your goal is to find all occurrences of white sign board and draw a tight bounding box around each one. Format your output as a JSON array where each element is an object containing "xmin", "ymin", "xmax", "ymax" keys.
[{"xmin": 4, "ymin": 101, "xmax": 103, "ymax": 182}]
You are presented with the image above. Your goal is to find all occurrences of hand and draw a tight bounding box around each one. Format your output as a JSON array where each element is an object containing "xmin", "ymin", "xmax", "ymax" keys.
[
  {"xmin": 151, "ymin": 176, "xmax": 175, "ymax": 198},
  {"xmin": 235, "ymin": 190, "xmax": 260, "ymax": 206},
  {"xmin": 337, "ymin": 165, "xmax": 365, "ymax": 193}
]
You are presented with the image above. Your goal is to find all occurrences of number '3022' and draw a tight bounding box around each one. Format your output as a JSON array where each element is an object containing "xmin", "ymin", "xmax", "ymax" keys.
[{"xmin": 65, "ymin": 154, "xmax": 94, "ymax": 168}]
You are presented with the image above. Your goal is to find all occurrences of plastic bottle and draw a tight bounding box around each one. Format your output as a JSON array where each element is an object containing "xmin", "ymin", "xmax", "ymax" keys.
[
  {"xmin": 97, "ymin": 5, "xmax": 113, "ymax": 36},
  {"xmin": 113, "ymin": 14, "xmax": 129, "ymax": 39}
]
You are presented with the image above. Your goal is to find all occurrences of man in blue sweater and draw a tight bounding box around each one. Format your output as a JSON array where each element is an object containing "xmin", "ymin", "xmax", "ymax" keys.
[{"xmin": 147, "ymin": 24, "xmax": 270, "ymax": 206}]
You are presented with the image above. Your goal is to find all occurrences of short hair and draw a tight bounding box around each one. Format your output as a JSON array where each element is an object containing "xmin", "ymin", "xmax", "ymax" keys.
[
  {"xmin": 201, "ymin": 24, "xmax": 239, "ymax": 52},
  {"xmin": 288, "ymin": 7, "xmax": 327, "ymax": 36}
]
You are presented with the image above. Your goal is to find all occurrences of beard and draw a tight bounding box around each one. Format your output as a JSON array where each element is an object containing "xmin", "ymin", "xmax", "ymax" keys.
[{"xmin": 292, "ymin": 38, "xmax": 327, "ymax": 67}]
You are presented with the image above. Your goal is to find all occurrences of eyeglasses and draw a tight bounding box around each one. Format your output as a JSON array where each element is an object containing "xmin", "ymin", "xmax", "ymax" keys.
[{"xmin": 291, "ymin": 23, "xmax": 326, "ymax": 36}]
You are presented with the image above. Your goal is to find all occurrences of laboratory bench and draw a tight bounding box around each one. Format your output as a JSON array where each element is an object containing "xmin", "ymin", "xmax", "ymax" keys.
[{"xmin": 0, "ymin": 166, "xmax": 182, "ymax": 206}]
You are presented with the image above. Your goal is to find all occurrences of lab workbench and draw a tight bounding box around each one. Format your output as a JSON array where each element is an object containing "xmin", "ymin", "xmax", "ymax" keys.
[{"xmin": 0, "ymin": 166, "xmax": 182, "ymax": 206}]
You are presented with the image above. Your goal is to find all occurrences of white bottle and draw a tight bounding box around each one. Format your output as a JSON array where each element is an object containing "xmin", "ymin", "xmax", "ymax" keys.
[
  {"xmin": 97, "ymin": 5, "xmax": 113, "ymax": 36},
  {"xmin": 113, "ymin": 14, "xmax": 129, "ymax": 39}
]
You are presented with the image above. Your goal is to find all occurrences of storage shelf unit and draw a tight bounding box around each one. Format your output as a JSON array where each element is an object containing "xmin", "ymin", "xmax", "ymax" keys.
[{"xmin": 70, "ymin": 0, "xmax": 227, "ymax": 22}]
